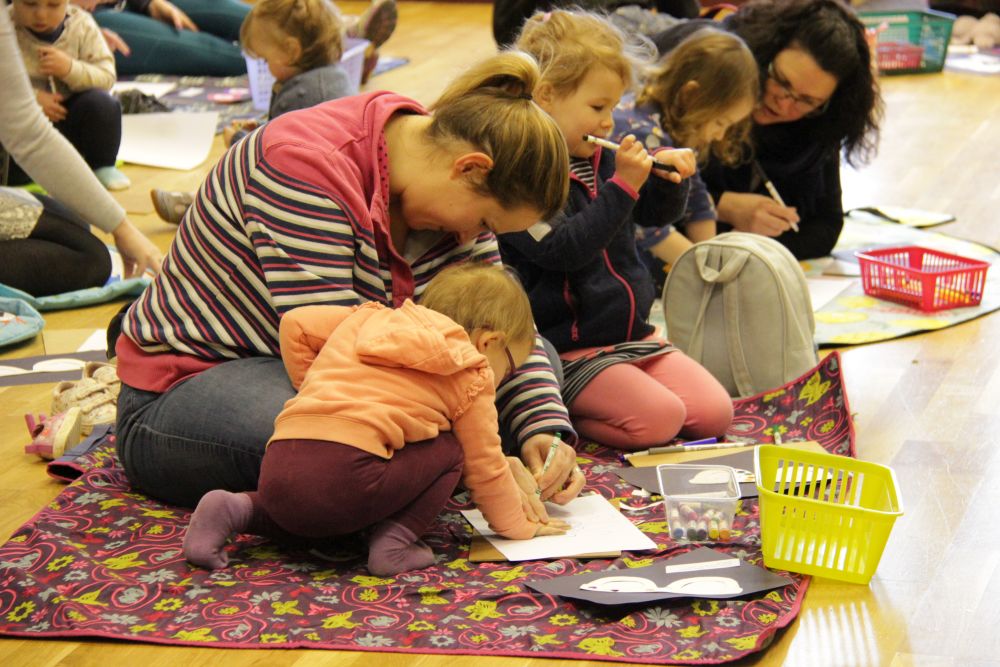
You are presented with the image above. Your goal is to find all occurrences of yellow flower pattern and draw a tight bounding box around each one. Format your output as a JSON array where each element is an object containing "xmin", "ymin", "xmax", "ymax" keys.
[
  {"xmin": 101, "ymin": 552, "xmax": 146, "ymax": 570},
  {"xmin": 172, "ymin": 628, "xmax": 217, "ymax": 642},
  {"xmin": 5, "ymin": 601, "xmax": 34, "ymax": 622},
  {"xmin": 798, "ymin": 372, "xmax": 832, "ymax": 406},
  {"xmin": 271, "ymin": 600, "xmax": 303, "ymax": 616},
  {"xmin": 578, "ymin": 637, "xmax": 624, "ymax": 656},
  {"xmin": 726, "ymin": 634, "xmax": 761, "ymax": 650},
  {"xmin": 322, "ymin": 611, "xmax": 360, "ymax": 629},
  {"xmin": 488, "ymin": 565, "xmax": 528, "ymax": 582},
  {"xmin": 463, "ymin": 600, "xmax": 503, "ymax": 621}
]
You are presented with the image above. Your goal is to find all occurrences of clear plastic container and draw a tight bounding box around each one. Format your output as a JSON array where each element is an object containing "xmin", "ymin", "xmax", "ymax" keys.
[{"xmin": 657, "ymin": 464, "xmax": 740, "ymax": 543}]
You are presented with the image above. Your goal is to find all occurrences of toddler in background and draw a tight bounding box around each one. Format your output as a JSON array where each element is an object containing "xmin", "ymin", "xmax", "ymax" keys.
[
  {"xmin": 8, "ymin": 0, "xmax": 128, "ymax": 190},
  {"xmin": 615, "ymin": 28, "xmax": 758, "ymax": 289},
  {"xmin": 500, "ymin": 9, "xmax": 734, "ymax": 451},
  {"xmin": 184, "ymin": 263, "xmax": 569, "ymax": 575},
  {"xmin": 151, "ymin": 0, "xmax": 356, "ymax": 223}
]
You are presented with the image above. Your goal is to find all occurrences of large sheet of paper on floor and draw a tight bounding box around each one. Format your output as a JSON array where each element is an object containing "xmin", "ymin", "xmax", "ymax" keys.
[
  {"xmin": 461, "ymin": 493, "xmax": 657, "ymax": 561},
  {"xmin": 118, "ymin": 111, "xmax": 218, "ymax": 170}
]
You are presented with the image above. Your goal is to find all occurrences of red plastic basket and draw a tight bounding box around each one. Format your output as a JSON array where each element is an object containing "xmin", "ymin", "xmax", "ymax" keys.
[
  {"xmin": 855, "ymin": 246, "xmax": 990, "ymax": 311},
  {"xmin": 875, "ymin": 42, "xmax": 924, "ymax": 71}
]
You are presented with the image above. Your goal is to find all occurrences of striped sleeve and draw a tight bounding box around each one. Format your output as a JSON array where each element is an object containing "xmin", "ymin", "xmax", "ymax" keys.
[
  {"xmin": 124, "ymin": 131, "xmax": 386, "ymax": 360},
  {"xmin": 496, "ymin": 334, "xmax": 576, "ymax": 452}
]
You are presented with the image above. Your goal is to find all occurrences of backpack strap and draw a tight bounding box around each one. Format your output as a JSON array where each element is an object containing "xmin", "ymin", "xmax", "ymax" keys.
[{"xmin": 690, "ymin": 243, "xmax": 753, "ymax": 394}]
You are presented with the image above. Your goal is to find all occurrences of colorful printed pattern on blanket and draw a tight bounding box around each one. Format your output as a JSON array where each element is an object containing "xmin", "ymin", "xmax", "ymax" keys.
[{"xmin": 0, "ymin": 353, "xmax": 852, "ymax": 664}]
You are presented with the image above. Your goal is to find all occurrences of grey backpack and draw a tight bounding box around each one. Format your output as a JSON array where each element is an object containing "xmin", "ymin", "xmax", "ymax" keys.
[{"xmin": 662, "ymin": 232, "xmax": 818, "ymax": 398}]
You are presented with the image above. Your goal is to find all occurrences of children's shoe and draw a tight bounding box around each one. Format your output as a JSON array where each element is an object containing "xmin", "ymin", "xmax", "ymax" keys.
[
  {"xmin": 150, "ymin": 189, "xmax": 193, "ymax": 224},
  {"xmin": 84, "ymin": 361, "xmax": 121, "ymax": 400},
  {"xmin": 95, "ymin": 166, "xmax": 131, "ymax": 191},
  {"xmin": 24, "ymin": 408, "xmax": 83, "ymax": 460},
  {"xmin": 52, "ymin": 378, "xmax": 117, "ymax": 436},
  {"xmin": 351, "ymin": 0, "xmax": 398, "ymax": 49}
]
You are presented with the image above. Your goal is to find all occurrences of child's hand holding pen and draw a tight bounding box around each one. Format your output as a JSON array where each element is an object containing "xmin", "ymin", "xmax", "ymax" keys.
[
  {"xmin": 649, "ymin": 147, "xmax": 697, "ymax": 184},
  {"xmin": 36, "ymin": 46, "xmax": 73, "ymax": 79},
  {"xmin": 525, "ymin": 432, "xmax": 585, "ymax": 504},
  {"xmin": 609, "ymin": 134, "xmax": 655, "ymax": 192}
]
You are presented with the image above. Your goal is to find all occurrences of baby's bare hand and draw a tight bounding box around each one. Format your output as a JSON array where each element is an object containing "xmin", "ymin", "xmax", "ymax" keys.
[{"xmin": 533, "ymin": 518, "xmax": 571, "ymax": 537}]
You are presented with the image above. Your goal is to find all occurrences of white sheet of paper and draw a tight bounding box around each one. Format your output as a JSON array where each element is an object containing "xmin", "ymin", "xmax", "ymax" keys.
[
  {"xmin": 461, "ymin": 493, "xmax": 657, "ymax": 561},
  {"xmin": 118, "ymin": 111, "xmax": 219, "ymax": 170},
  {"xmin": 112, "ymin": 81, "xmax": 177, "ymax": 97},
  {"xmin": 807, "ymin": 277, "xmax": 855, "ymax": 310},
  {"xmin": 77, "ymin": 329, "xmax": 107, "ymax": 352}
]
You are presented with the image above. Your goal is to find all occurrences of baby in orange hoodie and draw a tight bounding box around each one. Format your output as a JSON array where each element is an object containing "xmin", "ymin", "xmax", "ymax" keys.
[{"xmin": 184, "ymin": 262, "xmax": 569, "ymax": 574}]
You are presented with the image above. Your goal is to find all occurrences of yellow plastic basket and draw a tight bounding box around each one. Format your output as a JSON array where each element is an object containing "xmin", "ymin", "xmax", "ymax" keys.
[{"xmin": 754, "ymin": 446, "xmax": 903, "ymax": 584}]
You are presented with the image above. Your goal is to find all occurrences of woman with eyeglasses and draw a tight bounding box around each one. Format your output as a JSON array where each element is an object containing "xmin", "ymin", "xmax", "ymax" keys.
[{"xmin": 651, "ymin": 0, "xmax": 883, "ymax": 259}]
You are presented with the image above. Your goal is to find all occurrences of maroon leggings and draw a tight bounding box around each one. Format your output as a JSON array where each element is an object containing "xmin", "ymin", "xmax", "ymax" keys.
[{"xmin": 246, "ymin": 434, "xmax": 464, "ymax": 540}]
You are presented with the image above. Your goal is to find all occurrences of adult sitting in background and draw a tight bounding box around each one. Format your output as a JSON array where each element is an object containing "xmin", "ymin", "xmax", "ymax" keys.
[
  {"xmin": 80, "ymin": 0, "xmax": 398, "ymax": 79},
  {"xmin": 78, "ymin": 0, "xmax": 250, "ymax": 76},
  {"xmin": 1, "ymin": 8, "xmax": 162, "ymax": 296},
  {"xmin": 652, "ymin": 0, "xmax": 883, "ymax": 259}
]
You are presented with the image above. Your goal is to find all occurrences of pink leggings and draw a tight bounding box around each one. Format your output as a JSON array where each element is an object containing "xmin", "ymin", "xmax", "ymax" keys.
[{"xmin": 568, "ymin": 351, "xmax": 733, "ymax": 450}]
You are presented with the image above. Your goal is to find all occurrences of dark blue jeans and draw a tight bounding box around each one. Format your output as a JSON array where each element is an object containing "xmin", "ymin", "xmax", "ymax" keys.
[
  {"xmin": 116, "ymin": 356, "xmax": 293, "ymax": 507},
  {"xmin": 95, "ymin": 0, "xmax": 250, "ymax": 76}
]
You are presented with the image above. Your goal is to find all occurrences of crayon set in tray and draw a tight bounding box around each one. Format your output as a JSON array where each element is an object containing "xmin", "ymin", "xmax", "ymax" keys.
[{"xmin": 657, "ymin": 464, "xmax": 740, "ymax": 543}]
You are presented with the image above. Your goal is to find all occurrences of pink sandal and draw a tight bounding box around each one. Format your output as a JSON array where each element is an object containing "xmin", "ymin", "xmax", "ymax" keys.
[{"xmin": 24, "ymin": 408, "xmax": 83, "ymax": 460}]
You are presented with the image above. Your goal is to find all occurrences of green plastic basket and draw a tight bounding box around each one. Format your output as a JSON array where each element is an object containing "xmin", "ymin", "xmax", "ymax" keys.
[
  {"xmin": 860, "ymin": 9, "xmax": 956, "ymax": 74},
  {"xmin": 754, "ymin": 446, "xmax": 903, "ymax": 584}
]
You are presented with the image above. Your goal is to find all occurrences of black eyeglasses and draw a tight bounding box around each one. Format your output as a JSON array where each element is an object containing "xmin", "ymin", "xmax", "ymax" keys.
[
  {"xmin": 501, "ymin": 345, "xmax": 516, "ymax": 383},
  {"xmin": 767, "ymin": 61, "xmax": 832, "ymax": 116}
]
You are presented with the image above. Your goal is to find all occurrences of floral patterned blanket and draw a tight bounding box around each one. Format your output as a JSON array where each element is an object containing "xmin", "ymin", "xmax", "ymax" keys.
[{"xmin": 0, "ymin": 353, "xmax": 853, "ymax": 663}]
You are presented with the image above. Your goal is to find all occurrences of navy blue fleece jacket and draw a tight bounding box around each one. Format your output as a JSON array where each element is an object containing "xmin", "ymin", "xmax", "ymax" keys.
[{"xmin": 499, "ymin": 146, "xmax": 689, "ymax": 352}]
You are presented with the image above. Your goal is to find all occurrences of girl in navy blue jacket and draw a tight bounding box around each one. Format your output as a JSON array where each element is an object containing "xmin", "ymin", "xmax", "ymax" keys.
[{"xmin": 501, "ymin": 9, "xmax": 733, "ymax": 451}]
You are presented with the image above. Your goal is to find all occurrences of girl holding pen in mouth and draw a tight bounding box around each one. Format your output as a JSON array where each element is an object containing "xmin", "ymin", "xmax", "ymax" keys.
[{"xmin": 500, "ymin": 9, "xmax": 733, "ymax": 452}]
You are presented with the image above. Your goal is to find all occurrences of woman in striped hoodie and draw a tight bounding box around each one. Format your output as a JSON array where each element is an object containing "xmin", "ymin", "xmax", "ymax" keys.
[{"xmin": 114, "ymin": 51, "xmax": 586, "ymax": 515}]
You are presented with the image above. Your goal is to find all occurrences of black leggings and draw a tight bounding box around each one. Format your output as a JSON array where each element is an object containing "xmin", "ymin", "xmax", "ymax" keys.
[
  {"xmin": 6, "ymin": 89, "xmax": 122, "ymax": 185},
  {"xmin": 0, "ymin": 194, "xmax": 112, "ymax": 296}
]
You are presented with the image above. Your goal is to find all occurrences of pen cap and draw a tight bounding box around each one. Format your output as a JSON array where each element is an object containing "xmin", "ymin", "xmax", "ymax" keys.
[{"xmin": 657, "ymin": 464, "xmax": 740, "ymax": 543}]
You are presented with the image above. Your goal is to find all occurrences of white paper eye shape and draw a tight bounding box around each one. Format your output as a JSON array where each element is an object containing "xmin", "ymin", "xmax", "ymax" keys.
[
  {"xmin": 581, "ymin": 576, "xmax": 662, "ymax": 593},
  {"xmin": 580, "ymin": 575, "xmax": 743, "ymax": 596},
  {"xmin": 663, "ymin": 576, "xmax": 743, "ymax": 596},
  {"xmin": 32, "ymin": 358, "xmax": 87, "ymax": 372},
  {"xmin": 0, "ymin": 365, "xmax": 28, "ymax": 377}
]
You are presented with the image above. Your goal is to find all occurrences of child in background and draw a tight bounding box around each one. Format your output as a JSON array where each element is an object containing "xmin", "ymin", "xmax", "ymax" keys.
[
  {"xmin": 501, "ymin": 9, "xmax": 734, "ymax": 451},
  {"xmin": 151, "ymin": 0, "xmax": 356, "ymax": 223},
  {"xmin": 184, "ymin": 263, "xmax": 569, "ymax": 574},
  {"xmin": 8, "ymin": 0, "xmax": 128, "ymax": 190},
  {"xmin": 615, "ymin": 28, "xmax": 758, "ymax": 290}
]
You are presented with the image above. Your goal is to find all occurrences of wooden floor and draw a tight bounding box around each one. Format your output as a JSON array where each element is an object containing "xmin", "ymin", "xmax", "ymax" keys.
[{"xmin": 2, "ymin": 3, "xmax": 1000, "ymax": 665}]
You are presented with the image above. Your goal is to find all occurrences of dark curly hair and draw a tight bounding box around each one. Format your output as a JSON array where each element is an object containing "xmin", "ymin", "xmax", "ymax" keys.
[{"xmin": 728, "ymin": 0, "xmax": 883, "ymax": 166}]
